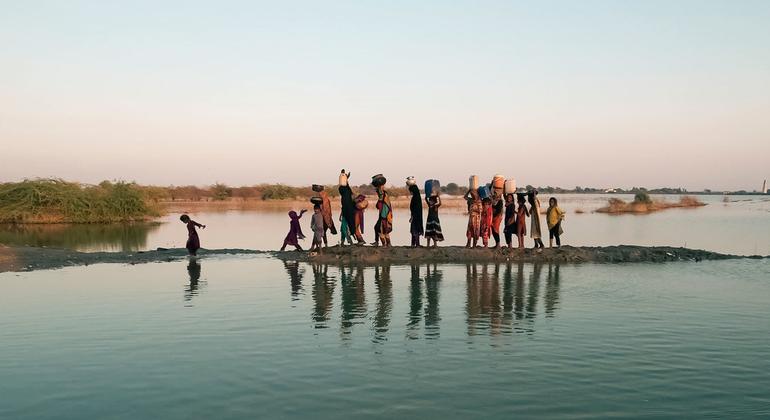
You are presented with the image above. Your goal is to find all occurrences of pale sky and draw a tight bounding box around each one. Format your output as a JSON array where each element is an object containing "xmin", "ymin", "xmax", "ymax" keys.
[{"xmin": 2, "ymin": 0, "xmax": 769, "ymax": 190}]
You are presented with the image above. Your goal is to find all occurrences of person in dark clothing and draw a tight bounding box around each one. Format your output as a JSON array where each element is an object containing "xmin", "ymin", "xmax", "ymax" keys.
[
  {"xmin": 180, "ymin": 214, "xmax": 206, "ymax": 256},
  {"xmin": 491, "ymin": 196, "xmax": 505, "ymax": 248},
  {"xmin": 281, "ymin": 209, "xmax": 307, "ymax": 251},
  {"xmin": 425, "ymin": 196, "xmax": 444, "ymax": 247},
  {"xmin": 503, "ymin": 194, "xmax": 516, "ymax": 248},
  {"xmin": 339, "ymin": 175, "xmax": 365, "ymax": 245},
  {"xmin": 408, "ymin": 183, "xmax": 424, "ymax": 247}
]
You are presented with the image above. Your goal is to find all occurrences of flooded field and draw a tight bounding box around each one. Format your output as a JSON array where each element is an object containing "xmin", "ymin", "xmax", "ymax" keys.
[
  {"xmin": 1, "ymin": 194, "xmax": 768, "ymax": 256},
  {"xmin": 1, "ymin": 257, "xmax": 769, "ymax": 418}
]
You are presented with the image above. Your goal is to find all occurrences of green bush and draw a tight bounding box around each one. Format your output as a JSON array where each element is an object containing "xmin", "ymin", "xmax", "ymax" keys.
[
  {"xmin": 0, "ymin": 179, "xmax": 156, "ymax": 223},
  {"xmin": 634, "ymin": 192, "xmax": 652, "ymax": 204},
  {"xmin": 260, "ymin": 184, "xmax": 296, "ymax": 200}
]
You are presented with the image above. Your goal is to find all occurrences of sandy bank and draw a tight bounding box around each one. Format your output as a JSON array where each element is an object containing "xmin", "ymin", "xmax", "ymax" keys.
[{"xmin": 1, "ymin": 245, "xmax": 763, "ymax": 273}]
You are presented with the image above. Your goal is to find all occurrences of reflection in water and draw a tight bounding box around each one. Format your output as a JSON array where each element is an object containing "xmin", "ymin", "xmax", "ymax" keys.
[
  {"xmin": 184, "ymin": 259, "xmax": 205, "ymax": 306},
  {"xmin": 373, "ymin": 265, "xmax": 392, "ymax": 343},
  {"xmin": 295, "ymin": 262, "xmax": 561, "ymax": 342},
  {"xmin": 282, "ymin": 261, "xmax": 305, "ymax": 301},
  {"xmin": 340, "ymin": 265, "xmax": 367, "ymax": 341},
  {"xmin": 311, "ymin": 264, "xmax": 335, "ymax": 328},
  {"xmin": 0, "ymin": 222, "xmax": 158, "ymax": 252},
  {"xmin": 467, "ymin": 263, "xmax": 561, "ymax": 336}
]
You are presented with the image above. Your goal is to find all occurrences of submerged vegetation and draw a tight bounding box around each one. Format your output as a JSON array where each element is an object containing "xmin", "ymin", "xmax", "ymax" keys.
[
  {"xmin": 0, "ymin": 179, "xmax": 158, "ymax": 223},
  {"xmin": 596, "ymin": 195, "xmax": 706, "ymax": 214}
]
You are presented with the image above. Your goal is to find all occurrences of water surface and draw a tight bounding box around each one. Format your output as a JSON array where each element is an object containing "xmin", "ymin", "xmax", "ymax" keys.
[{"xmin": 1, "ymin": 257, "xmax": 769, "ymax": 418}]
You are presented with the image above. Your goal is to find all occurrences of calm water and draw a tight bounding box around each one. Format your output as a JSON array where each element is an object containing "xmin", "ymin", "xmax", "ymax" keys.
[
  {"xmin": 1, "ymin": 257, "xmax": 769, "ymax": 418},
  {"xmin": 2, "ymin": 194, "xmax": 769, "ymax": 256}
]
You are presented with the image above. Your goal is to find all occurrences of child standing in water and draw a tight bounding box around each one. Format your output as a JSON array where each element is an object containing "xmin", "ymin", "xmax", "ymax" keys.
[
  {"xmin": 503, "ymin": 194, "xmax": 516, "ymax": 248},
  {"xmin": 180, "ymin": 214, "xmax": 206, "ymax": 256},
  {"xmin": 479, "ymin": 198, "xmax": 493, "ymax": 248},
  {"xmin": 281, "ymin": 209, "xmax": 307, "ymax": 251},
  {"xmin": 516, "ymin": 195, "xmax": 530, "ymax": 249},
  {"xmin": 547, "ymin": 197, "xmax": 565, "ymax": 248},
  {"xmin": 425, "ymin": 196, "xmax": 444, "ymax": 247},
  {"xmin": 528, "ymin": 190, "xmax": 545, "ymax": 250},
  {"xmin": 310, "ymin": 205, "xmax": 325, "ymax": 252}
]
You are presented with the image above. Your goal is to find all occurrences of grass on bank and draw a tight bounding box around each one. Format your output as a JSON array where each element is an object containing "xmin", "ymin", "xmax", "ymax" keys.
[{"xmin": 0, "ymin": 179, "xmax": 158, "ymax": 223}]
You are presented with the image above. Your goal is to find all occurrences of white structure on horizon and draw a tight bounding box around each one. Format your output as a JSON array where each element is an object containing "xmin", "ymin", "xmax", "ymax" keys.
[{"xmin": 763, "ymin": 179, "xmax": 768, "ymax": 194}]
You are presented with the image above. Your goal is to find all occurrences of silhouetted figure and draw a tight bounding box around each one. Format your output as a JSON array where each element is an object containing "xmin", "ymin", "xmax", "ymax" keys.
[
  {"xmin": 281, "ymin": 210, "xmax": 307, "ymax": 251},
  {"xmin": 311, "ymin": 264, "xmax": 335, "ymax": 328},
  {"xmin": 184, "ymin": 259, "xmax": 203, "ymax": 304},
  {"xmin": 407, "ymin": 264, "xmax": 423, "ymax": 339},
  {"xmin": 408, "ymin": 185, "xmax": 424, "ymax": 247},
  {"xmin": 373, "ymin": 265, "xmax": 393, "ymax": 342},
  {"xmin": 545, "ymin": 264, "xmax": 561, "ymax": 317},
  {"xmin": 180, "ymin": 214, "xmax": 205, "ymax": 256},
  {"xmin": 424, "ymin": 264, "xmax": 442, "ymax": 339},
  {"xmin": 340, "ymin": 265, "xmax": 367, "ymax": 340},
  {"xmin": 283, "ymin": 260, "xmax": 305, "ymax": 300}
]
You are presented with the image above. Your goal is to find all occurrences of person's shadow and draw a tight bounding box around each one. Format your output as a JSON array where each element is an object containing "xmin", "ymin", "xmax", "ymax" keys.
[{"xmin": 184, "ymin": 259, "xmax": 205, "ymax": 306}]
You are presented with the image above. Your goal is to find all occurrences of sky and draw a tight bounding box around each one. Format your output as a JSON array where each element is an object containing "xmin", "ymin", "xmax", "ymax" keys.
[{"xmin": 2, "ymin": 0, "xmax": 769, "ymax": 191}]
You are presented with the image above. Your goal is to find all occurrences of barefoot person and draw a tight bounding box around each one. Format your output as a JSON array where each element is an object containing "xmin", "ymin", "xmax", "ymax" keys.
[
  {"xmin": 547, "ymin": 197, "xmax": 565, "ymax": 248},
  {"xmin": 318, "ymin": 187, "xmax": 337, "ymax": 247},
  {"xmin": 464, "ymin": 189, "xmax": 482, "ymax": 248},
  {"xmin": 516, "ymin": 194, "xmax": 529, "ymax": 249},
  {"xmin": 425, "ymin": 196, "xmax": 444, "ymax": 247},
  {"xmin": 528, "ymin": 190, "xmax": 545, "ymax": 249},
  {"xmin": 371, "ymin": 175, "xmax": 393, "ymax": 247},
  {"xmin": 339, "ymin": 171, "xmax": 365, "ymax": 245},
  {"xmin": 503, "ymin": 194, "xmax": 516, "ymax": 249},
  {"xmin": 491, "ymin": 194, "xmax": 505, "ymax": 248},
  {"xmin": 310, "ymin": 205, "xmax": 325, "ymax": 252},
  {"xmin": 281, "ymin": 209, "xmax": 307, "ymax": 251},
  {"xmin": 180, "ymin": 214, "xmax": 206, "ymax": 256},
  {"xmin": 408, "ymin": 181, "xmax": 424, "ymax": 247},
  {"xmin": 479, "ymin": 198, "xmax": 493, "ymax": 248}
]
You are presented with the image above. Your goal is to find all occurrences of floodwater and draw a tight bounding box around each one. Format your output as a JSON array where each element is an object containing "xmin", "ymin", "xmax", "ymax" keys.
[
  {"xmin": 2, "ymin": 194, "xmax": 768, "ymax": 255},
  {"xmin": 1, "ymin": 257, "xmax": 769, "ymax": 418}
]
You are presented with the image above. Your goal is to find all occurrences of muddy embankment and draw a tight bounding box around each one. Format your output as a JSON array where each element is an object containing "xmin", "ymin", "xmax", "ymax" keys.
[{"xmin": 1, "ymin": 244, "xmax": 762, "ymax": 273}]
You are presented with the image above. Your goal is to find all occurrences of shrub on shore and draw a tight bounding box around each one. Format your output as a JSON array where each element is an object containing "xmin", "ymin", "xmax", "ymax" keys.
[{"xmin": 0, "ymin": 179, "xmax": 158, "ymax": 223}]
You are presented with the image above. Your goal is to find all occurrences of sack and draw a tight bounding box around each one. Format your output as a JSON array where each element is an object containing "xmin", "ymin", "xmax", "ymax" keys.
[{"xmin": 355, "ymin": 199, "xmax": 369, "ymax": 210}]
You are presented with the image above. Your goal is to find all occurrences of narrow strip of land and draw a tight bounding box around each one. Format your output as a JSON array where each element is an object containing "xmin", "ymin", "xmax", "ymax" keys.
[{"xmin": 0, "ymin": 244, "xmax": 765, "ymax": 273}]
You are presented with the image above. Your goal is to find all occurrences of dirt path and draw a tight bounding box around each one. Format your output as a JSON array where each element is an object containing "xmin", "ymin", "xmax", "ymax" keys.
[{"xmin": 0, "ymin": 244, "xmax": 762, "ymax": 273}]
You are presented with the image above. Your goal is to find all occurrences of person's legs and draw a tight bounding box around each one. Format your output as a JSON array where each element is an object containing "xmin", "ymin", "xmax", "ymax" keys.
[
  {"xmin": 554, "ymin": 222, "xmax": 561, "ymax": 247},
  {"xmin": 372, "ymin": 219, "xmax": 382, "ymax": 246},
  {"xmin": 549, "ymin": 227, "xmax": 556, "ymax": 247},
  {"xmin": 492, "ymin": 230, "xmax": 500, "ymax": 248}
]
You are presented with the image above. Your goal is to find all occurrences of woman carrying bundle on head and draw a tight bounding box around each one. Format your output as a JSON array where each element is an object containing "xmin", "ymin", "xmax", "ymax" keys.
[
  {"xmin": 338, "ymin": 170, "xmax": 365, "ymax": 245},
  {"xmin": 407, "ymin": 177, "xmax": 423, "ymax": 247},
  {"xmin": 464, "ymin": 188, "xmax": 482, "ymax": 248},
  {"xmin": 528, "ymin": 190, "xmax": 545, "ymax": 250},
  {"xmin": 371, "ymin": 175, "xmax": 393, "ymax": 247},
  {"xmin": 425, "ymin": 195, "xmax": 444, "ymax": 247}
]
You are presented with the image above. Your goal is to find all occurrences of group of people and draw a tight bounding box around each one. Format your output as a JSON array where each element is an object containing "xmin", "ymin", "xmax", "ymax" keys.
[
  {"xmin": 278, "ymin": 171, "xmax": 566, "ymax": 253},
  {"xmin": 464, "ymin": 188, "xmax": 565, "ymax": 250}
]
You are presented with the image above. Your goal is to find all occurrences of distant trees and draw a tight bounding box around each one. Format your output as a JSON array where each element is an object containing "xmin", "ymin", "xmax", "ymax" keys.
[{"xmin": 211, "ymin": 183, "xmax": 232, "ymax": 201}]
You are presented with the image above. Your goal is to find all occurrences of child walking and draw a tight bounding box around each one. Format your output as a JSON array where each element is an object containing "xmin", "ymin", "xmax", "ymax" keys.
[
  {"xmin": 281, "ymin": 209, "xmax": 307, "ymax": 251},
  {"xmin": 424, "ymin": 196, "xmax": 444, "ymax": 247},
  {"xmin": 180, "ymin": 214, "xmax": 206, "ymax": 256},
  {"xmin": 547, "ymin": 197, "xmax": 565, "ymax": 248},
  {"xmin": 310, "ymin": 205, "xmax": 325, "ymax": 252}
]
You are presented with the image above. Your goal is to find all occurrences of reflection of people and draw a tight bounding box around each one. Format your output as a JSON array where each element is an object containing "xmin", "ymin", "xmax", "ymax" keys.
[
  {"xmin": 184, "ymin": 259, "xmax": 203, "ymax": 304},
  {"xmin": 424, "ymin": 264, "xmax": 442, "ymax": 339},
  {"xmin": 545, "ymin": 264, "xmax": 561, "ymax": 317},
  {"xmin": 373, "ymin": 265, "xmax": 392, "ymax": 342},
  {"xmin": 180, "ymin": 214, "xmax": 205, "ymax": 256},
  {"xmin": 282, "ymin": 260, "xmax": 305, "ymax": 300},
  {"xmin": 311, "ymin": 264, "xmax": 334, "ymax": 327},
  {"xmin": 407, "ymin": 265, "xmax": 423, "ymax": 339},
  {"xmin": 340, "ymin": 265, "xmax": 367, "ymax": 339}
]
